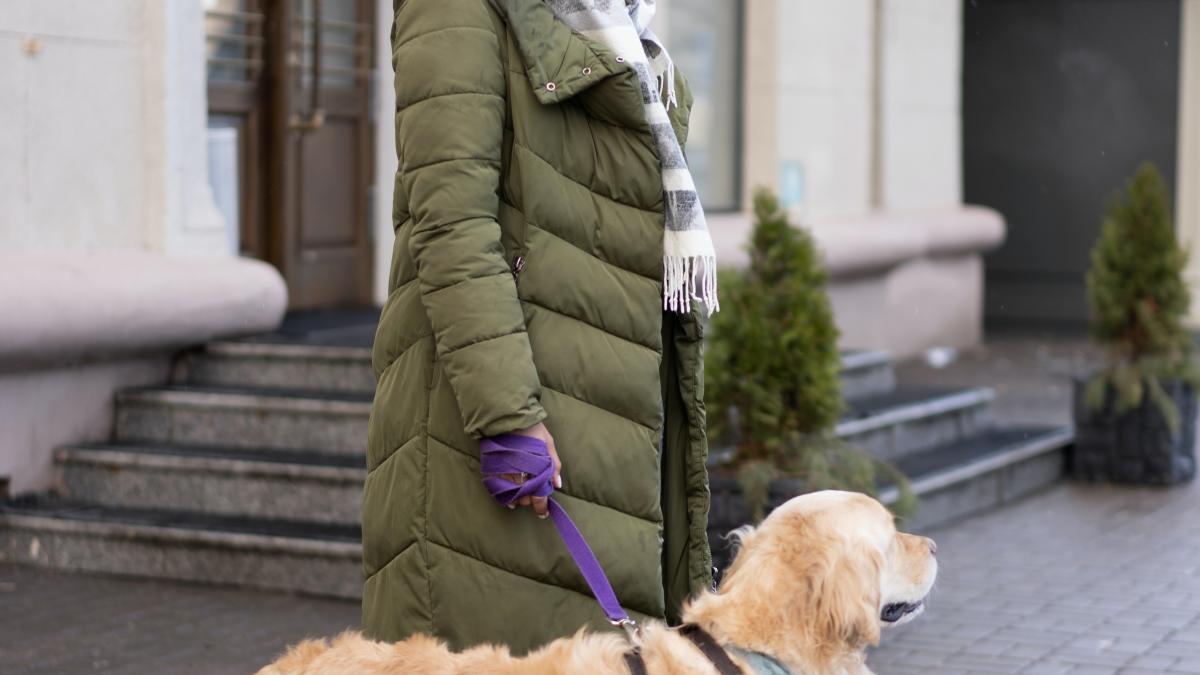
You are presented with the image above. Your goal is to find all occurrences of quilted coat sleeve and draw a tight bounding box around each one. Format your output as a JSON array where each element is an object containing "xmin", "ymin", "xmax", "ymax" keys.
[{"xmin": 393, "ymin": 0, "xmax": 546, "ymax": 438}]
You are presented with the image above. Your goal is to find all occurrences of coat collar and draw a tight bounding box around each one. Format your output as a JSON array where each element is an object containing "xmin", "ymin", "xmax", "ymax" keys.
[{"xmin": 488, "ymin": 0, "xmax": 627, "ymax": 104}]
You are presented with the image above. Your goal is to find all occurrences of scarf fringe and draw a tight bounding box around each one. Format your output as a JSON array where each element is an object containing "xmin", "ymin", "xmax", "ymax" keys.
[
  {"xmin": 664, "ymin": 254, "xmax": 719, "ymax": 317},
  {"xmin": 652, "ymin": 53, "xmax": 677, "ymax": 109}
]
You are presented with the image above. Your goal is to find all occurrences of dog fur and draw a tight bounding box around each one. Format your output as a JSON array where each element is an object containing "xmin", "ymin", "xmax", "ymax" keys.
[{"xmin": 258, "ymin": 490, "xmax": 937, "ymax": 674}]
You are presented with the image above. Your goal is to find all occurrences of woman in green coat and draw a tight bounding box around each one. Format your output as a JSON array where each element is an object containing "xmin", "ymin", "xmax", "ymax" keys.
[{"xmin": 363, "ymin": 0, "xmax": 719, "ymax": 654}]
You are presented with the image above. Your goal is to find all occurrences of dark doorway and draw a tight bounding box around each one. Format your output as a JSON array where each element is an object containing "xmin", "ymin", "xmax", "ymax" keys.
[
  {"xmin": 963, "ymin": 0, "xmax": 1182, "ymax": 328},
  {"xmin": 206, "ymin": 0, "xmax": 376, "ymax": 310}
]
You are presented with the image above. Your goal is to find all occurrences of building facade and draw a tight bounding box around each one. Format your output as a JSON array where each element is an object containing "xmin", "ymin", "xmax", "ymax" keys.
[{"xmin": 1, "ymin": 0, "xmax": 1198, "ymax": 493}]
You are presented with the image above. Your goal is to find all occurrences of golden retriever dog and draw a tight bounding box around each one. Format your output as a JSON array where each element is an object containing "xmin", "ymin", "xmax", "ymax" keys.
[{"xmin": 259, "ymin": 490, "xmax": 937, "ymax": 675}]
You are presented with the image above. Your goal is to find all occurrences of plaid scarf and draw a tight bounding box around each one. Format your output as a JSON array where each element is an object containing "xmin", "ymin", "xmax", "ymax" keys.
[{"xmin": 545, "ymin": 0, "xmax": 719, "ymax": 315}]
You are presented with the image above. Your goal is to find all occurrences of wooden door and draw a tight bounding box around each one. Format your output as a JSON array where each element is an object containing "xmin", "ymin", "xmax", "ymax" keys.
[
  {"xmin": 206, "ymin": 1, "xmax": 270, "ymax": 260},
  {"xmin": 207, "ymin": 0, "xmax": 375, "ymax": 310}
]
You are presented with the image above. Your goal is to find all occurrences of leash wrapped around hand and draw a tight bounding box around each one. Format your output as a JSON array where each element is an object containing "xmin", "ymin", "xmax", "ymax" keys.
[{"xmin": 479, "ymin": 433, "xmax": 638, "ymax": 636}]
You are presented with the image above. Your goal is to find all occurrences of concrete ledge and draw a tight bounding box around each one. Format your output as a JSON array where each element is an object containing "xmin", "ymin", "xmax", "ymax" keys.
[
  {"xmin": 709, "ymin": 205, "xmax": 1005, "ymax": 358},
  {"xmin": 1, "ymin": 357, "xmax": 170, "ymax": 493},
  {"xmin": 709, "ymin": 205, "xmax": 1006, "ymax": 278},
  {"xmin": 0, "ymin": 253, "xmax": 287, "ymax": 370}
]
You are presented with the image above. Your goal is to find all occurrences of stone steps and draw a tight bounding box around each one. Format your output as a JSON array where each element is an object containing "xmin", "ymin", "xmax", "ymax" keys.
[
  {"xmin": 880, "ymin": 425, "xmax": 1073, "ymax": 531},
  {"xmin": 186, "ymin": 341, "xmax": 897, "ymax": 399},
  {"xmin": 708, "ymin": 424, "xmax": 1073, "ymax": 567},
  {"xmin": 839, "ymin": 349, "xmax": 897, "ymax": 401},
  {"xmin": 55, "ymin": 443, "xmax": 364, "ymax": 525},
  {"xmin": 1, "ymin": 331, "xmax": 1076, "ymax": 597},
  {"xmin": 837, "ymin": 386, "xmax": 995, "ymax": 461},
  {"xmin": 183, "ymin": 341, "xmax": 375, "ymax": 394},
  {"xmin": 0, "ymin": 497, "xmax": 361, "ymax": 599},
  {"xmin": 120, "ymin": 365, "xmax": 940, "ymax": 466},
  {"xmin": 115, "ymin": 386, "xmax": 370, "ymax": 453}
]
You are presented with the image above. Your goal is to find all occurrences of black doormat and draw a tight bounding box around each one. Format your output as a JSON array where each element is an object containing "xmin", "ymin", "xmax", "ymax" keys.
[{"xmin": 243, "ymin": 307, "xmax": 381, "ymax": 348}]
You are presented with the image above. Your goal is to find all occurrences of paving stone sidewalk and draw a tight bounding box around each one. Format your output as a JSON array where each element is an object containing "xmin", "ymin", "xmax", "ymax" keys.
[
  {"xmin": 5, "ymin": 485, "xmax": 1197, "ymax": 675},
  {"xmin": 0, "ymin": 564, "xmax": 359, "ymax": 674},
  {"xmin": 871, "ymin": 478, "xmax": 1200, "ymax": 674}
]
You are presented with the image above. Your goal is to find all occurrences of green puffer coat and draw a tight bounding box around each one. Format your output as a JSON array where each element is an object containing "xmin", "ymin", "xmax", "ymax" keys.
[{"xmin": 363, "ymin": 0, "xmax": 711, "ymax": 654}]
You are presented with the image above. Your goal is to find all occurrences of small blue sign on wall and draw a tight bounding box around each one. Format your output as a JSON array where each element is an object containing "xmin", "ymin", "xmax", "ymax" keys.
[{"xmin": 779, "ymin": 160, "xmax": 806, "ymax": 209}]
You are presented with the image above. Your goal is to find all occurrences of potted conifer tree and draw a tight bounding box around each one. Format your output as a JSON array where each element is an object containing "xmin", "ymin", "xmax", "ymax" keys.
[
  {"xmin": 1073, "ymin": 163, "xmax": 1198, "ymax": 485},
  {"xmin": 705, "ymin": 190, "xmax": 913, "ymax": 566}
]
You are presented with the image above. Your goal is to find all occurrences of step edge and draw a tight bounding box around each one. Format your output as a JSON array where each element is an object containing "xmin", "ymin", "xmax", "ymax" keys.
[
  {"xmin": 840, "ymin": 350, "xmax": 893, "ymax": 372},
  {"xmin": 0, "ymin": 511, "xmax": 363, "ymax": 558},
  {"xmin": 117, "ymin": 388, "xmax": 373, "ymax": 415},
  {"xmin": 203, "ymin": 341, "xmax": 372, "ymax": 362},
  {"xmin": 878, "ymin": 427, "xmax": 1073, "ymax": 503},
  {"xmin": 55, "ymin": 446, "xmax": 366, "ymax": 482},
  {"xmin": 836, "ymin": 387, "xmax": 996, "ymax": 437}
]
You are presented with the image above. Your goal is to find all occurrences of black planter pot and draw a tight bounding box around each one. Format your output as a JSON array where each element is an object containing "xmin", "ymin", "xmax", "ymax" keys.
[
  {"xmin": 1071, "ymin": 377, "xmax": 1197, "ymax": 485},
  {"xmin": 707, "ymin": 474, "xmax": 808, "ymax": 572}
]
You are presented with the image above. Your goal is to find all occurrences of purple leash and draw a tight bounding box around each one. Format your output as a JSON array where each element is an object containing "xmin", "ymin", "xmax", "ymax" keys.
[{"xmin": 479, "ymin": 433, "xmax": 639, "ymax": 638}]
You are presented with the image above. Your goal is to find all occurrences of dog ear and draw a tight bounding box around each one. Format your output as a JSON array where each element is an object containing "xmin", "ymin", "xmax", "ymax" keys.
[{"xmin": 810, "ymin": 540, "xmax": 883, "ymax": 649}]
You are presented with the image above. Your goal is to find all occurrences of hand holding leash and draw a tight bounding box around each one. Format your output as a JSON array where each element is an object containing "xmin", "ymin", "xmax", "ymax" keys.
[
  {"xmin": 502, "ymin": 422, "xmax": 562, "ymax": 518},
  {"xmin": 480, "ymin": 432, "xmax": 639, "ymax": 634}
]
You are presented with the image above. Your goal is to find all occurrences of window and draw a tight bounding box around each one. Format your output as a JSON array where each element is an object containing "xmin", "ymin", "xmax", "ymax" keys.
[{"xmin": 666, "ymin": 0, "xmax": 743, "ymax": 212}]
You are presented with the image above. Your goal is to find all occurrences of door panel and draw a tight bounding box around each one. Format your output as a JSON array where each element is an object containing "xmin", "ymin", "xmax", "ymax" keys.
[
  {"xmin": 300, "ymin": 121, "xmax": 358, "ymax": 247},
  {"xmin": 206, "ymin": 1, "xmax": 270, "ymax": 260},
  {"xmin": 208, "ymin": 0, "xmax": 375, "ymax": 310}
]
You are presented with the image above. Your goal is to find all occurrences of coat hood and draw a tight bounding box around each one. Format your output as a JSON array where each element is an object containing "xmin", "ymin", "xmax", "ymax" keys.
[{"xmin": 487, "ymin": 0, "xmax": 627, "ymax": 104}]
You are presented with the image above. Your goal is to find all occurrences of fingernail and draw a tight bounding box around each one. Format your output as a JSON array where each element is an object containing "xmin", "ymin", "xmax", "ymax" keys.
[
  {"xmin": 538, "ymin": 512, "xmax": 548, "ymax": 519},
  {"xmin": 555, "ymin": 475, "xmax": 563, "ymax": 489},
  {"xmin": 506, "ymin": 504, "xmax": 515, "ymax": 509}
]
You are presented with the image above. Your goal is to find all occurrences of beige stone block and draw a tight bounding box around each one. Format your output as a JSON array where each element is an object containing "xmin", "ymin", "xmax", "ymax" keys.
[
  {"xmin": 15, "ymin": 0, "xmax": 141, "ymax": 43},
  {"xmin": 0, "ymin": 33, "xmax": 29, "ymax": 243},
  {"xmin": 777, "ymin": 90, "xmax": 873, "ymax": 217},
  {"xmin": 26, "ymin": 39, "xmax": 143, "ymax": 250},
  {"xmin": 776, "ymin": 0, "xmax": 873, "ymax": 93},
  {"xmin": 881, "ymin": 0, "xmax": 960, "ymax": 109},
  {"xmin": 883, "ymin": 107, "xmax": 961, "ymax": 210}
]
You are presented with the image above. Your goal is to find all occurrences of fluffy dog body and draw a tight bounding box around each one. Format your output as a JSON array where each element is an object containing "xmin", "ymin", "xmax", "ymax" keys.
[{"xmin": 260, "ymin": 491, "xmax": 937, "ymax": 675}]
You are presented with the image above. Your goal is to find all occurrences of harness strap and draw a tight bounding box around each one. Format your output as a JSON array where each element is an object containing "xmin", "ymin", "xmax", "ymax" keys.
[
  {"xmin": 623, "ymin": 649, "xmax": 649, "ymax": 675},
  {"xmin": 679, "ymin": 624, "xmax": 744, "ymax": 675}
]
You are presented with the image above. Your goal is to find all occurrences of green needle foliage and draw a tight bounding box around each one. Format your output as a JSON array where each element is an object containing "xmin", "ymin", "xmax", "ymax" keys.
[
  {"xmin": 1085, "ymin": 162, "xmax": 1199, "ymax": 430},
  {"xmin": 706, "ymin": 189, "xmax": 915, "ymax": 521}
]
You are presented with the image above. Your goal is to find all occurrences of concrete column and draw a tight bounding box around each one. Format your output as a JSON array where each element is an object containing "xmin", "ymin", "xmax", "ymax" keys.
[
  {"xmin": 742, "ymin": 0, "xmax": 780, "ymax": 205},
  {"xmin": 0, "ymin": 0, "xmax": 227, "ymax": 255},
  {"xmin": 877, "ymin": 0, "xmax": 962, "ymax": 211},
  {"xmin": 1180, "ymin": 0, "xmax": 1200, "ymax": 326},
  {"xmin": 373, "ymin": 0, "xmax": 399, "ymax": 304},
  {"xmin": 774, "ymin": 0, "xmax": 874, "ymax": 219},
  {"xmin": 144, "ymin": 0, "xmax": 229, "ymax": 256}
]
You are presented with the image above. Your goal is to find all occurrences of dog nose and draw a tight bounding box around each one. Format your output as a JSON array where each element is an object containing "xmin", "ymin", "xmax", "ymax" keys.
[{"xmin": 928, "ymin": 539, "xmax": 938, "ymax": 556}]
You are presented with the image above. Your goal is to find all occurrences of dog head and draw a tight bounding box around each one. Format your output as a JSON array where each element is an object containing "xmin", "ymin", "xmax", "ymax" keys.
[{"xmin": 684, "ymin": 491, "xmax": 937, "ymax": 671}]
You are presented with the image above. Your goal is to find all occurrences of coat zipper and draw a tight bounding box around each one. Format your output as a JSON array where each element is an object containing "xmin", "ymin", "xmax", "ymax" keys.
[{"xmin": 512, "ymin": 255, "xmax": 525, "ymax": 280}]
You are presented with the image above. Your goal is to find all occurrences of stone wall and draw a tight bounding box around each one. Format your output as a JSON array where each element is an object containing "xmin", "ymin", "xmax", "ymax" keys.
[{"xmin": 0, "ymin": 0, "xmax": 227, "ymax": 256}]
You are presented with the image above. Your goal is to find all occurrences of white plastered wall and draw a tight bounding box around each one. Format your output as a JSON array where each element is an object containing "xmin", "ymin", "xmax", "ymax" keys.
[
  {"xmin": 775, "ymin": 0, "xmax": 875, "ymax": 219},
  {"xmin": 878, "ymin": 0, "xmax": 962, "ymax": 210},
  {"xmin": 0, "ymin": 1, "xmax": 286, "ymax": 493},
  {"xmin": 373, "ymin": 0, "xmax": 399, "ymax": 304},
  {"xmin": 0, "ymin": 0, "xmax": 227, "ymax": 256},
  {"xmin": 1180, "ymin": 0, "xmax": 1200, "ymax": 327}
]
